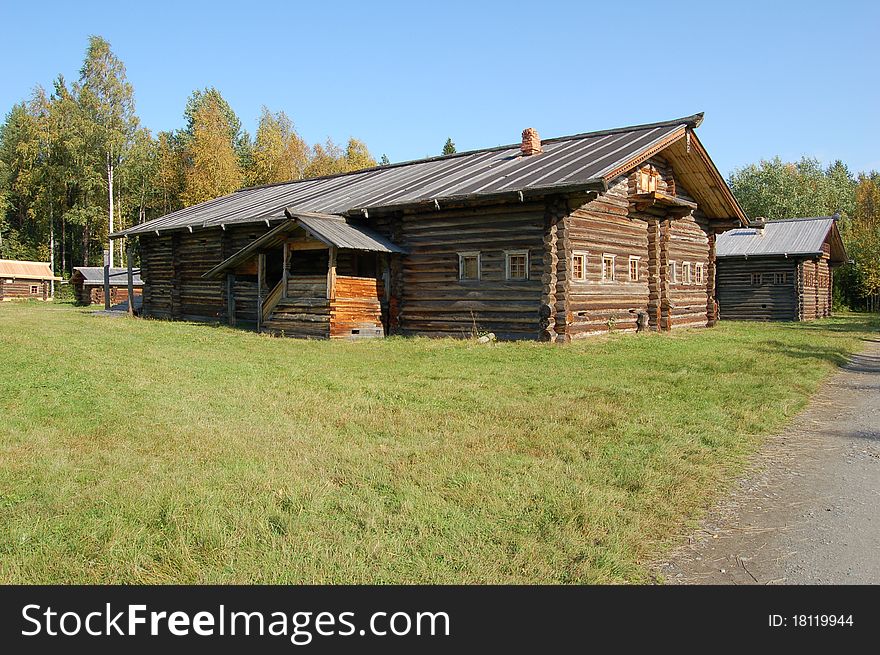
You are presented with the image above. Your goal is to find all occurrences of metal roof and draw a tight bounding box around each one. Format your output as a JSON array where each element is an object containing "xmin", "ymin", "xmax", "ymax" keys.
[
  {"xmin": 114, "ymin": 114, "xmax": 708, "ymax": 238},
  {"xmin": 0, "ymin": 259, "xmax": 61, "ymax": 281},
  {"xmin": 716, "ymin": 217, "xmax": 843, "ymax": 259},
  {"xmin": 202, "ymin": 212, "xmax": 406, "ymax": 279},
  {"xmin": 71, "ymin": 267, "xmax": 143, "ymax": 286},
  {"xmin": 292, "ymin": 212, "xmax": 406, "ymax": 253}
]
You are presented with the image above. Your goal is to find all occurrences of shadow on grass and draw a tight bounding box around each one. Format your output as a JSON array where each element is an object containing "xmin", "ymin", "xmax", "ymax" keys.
[{"xmin": 758, "ymin": 341, "xmax": 854, "ymax": 367}]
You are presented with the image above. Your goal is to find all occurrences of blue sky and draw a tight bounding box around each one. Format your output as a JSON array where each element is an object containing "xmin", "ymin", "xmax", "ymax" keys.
[{"xmin": 1, "ymin": 0, "xmax": 877, "ymax": 176}]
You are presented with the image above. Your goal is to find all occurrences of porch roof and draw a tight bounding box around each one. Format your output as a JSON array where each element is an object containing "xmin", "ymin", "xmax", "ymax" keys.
[{"xmin": 202, "ymin": 211, "xmax": 406, "ymax": 279}]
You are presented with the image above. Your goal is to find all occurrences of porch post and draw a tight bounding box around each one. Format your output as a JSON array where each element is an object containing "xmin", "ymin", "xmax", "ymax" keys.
[
  {"xmin": 282, "ymin": 241, "xmax": 289, "ymax": 300},
  {"xmin": 126, "ymin": 243, "xmax": 135, "ymax": 317},
  {"xmin": 257, "ymin": 252, "xmax": 265, "ymax": 333},
  {"xmin": 327, "ymin": 246, "xmax": 337, "ymax": 300}
]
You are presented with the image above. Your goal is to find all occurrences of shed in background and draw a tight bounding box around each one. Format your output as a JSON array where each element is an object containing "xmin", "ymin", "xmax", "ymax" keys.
[
  {"xmin": 69, "ymin": 267, "xmax": 143, "ymax": 306},
  {"xmin": 0, "ymin": 260, "xmax": 61, "ymax": 301},
  {"xmin": 715, "ymin": 216, "xmax": 846, "ymax": 321}
]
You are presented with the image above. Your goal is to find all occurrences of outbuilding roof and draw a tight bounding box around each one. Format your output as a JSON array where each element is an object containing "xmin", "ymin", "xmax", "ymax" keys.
[
  {"xmin": 70, "ymin": 267, "xmax": 143, "ymax": 286},
  {"xmin": 0, "ymin": 259, "xmax": 61, "ymax": 281},
  {"xmin": 113, "ymin": 113, "xmax": 747, "ymax": 238},
  {"xmin": 716, "ymin": 217, "xmax": 847, "ymax": 262}
]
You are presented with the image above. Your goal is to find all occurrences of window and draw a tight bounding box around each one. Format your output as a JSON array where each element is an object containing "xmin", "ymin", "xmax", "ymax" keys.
[
  {"xmin": 505, "ymin": 250, "xmax": 529, "ymax": 280},
  {"xmin": 682, "ymin": 261, "xmax": 692, "ymax": 285},
  {"xmin": 30, "ymin": 285, "xmax": 39, "ymax": 294},
  {"xmin": 628, "ymin": 256, "xmax": 640, "ymax": 282},
  {"xmin": 695, "ymin": 263, "xmax": 704, "ymax": 285},
  {"xmin": 458, "ymin": 252, "xmax": 481, "ymax": 280},
  {"xmin": 669, "ymin": 261, "xmax": 678, "ymax": 283},
  {"xmin": 572, "ymin": 252, "xmax": 587, "ymax": 281},
  {"xmin": 751, "ymin": 272, "xmax": 763, "ymax": 286},
  {"xmin": 638, "ymin": 167, "xmax": 658, "ymax": 193},
  {"xmin": 601, "ymin": 254, "xmax": 616, "ymax": 282},
  {"xmin": 774, "ymin": 272, "xmax": 788, "ymax": 284}
]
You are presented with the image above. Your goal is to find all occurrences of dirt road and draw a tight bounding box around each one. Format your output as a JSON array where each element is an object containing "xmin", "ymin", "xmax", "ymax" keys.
[{"xmin": 658, "ymin": 338, "xmax": 880, "ymax": 584}]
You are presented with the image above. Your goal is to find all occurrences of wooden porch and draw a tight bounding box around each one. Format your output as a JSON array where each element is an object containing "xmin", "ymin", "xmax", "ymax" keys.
[{"xmin": 203, "ymin": 212, "xmax": 404, "ymax": 339}]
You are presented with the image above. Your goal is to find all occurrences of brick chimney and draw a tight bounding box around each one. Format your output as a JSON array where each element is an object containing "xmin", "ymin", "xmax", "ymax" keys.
[{"xmin": 521, "ymin": 128, "xmax": 543, "ymax": 156}]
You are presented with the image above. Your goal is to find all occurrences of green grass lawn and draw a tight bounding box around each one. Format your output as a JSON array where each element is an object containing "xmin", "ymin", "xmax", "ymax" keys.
[{"xmin": 0, "ymin": 302, "xmax": 876, "ymax": 584}]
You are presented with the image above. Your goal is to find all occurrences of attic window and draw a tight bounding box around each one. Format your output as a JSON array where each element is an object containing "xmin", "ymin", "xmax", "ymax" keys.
[
  {"xmin": 458, "ymin": 252, "xmax": 481, "ymax": 280},
  {"xmin": 638, "ymin": 167, "xmax": 659, "ymax": 193}
]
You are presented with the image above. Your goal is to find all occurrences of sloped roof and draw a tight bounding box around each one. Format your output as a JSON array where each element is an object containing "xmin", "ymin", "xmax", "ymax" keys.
[
  {"xmin": 71, "ymin": 267, "xmax": 143, "ymax": 286},
  {"xmin": 114, "ymin": 113, "xmax": 745, "ymax": 238},
  {"xmin": 716, "ymin": 217, "xmax": 846, "ymax": 262},
  {"xmin": 0, "ymin": 259, "xmax": 61, "ymax": 281},
  {"xmin": 202, "ymin": 212, "xmax": 406, "ymax": 279}
]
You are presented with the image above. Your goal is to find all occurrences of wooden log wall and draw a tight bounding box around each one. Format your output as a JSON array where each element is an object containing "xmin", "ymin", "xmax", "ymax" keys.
[
  {"xmin": 797, "ymin": 254, "xmax": 832, "ymax": 320},
  {"xmin": 79, "ymin": 285, "xmax": 142, "ymax": 306},
  {"xmin": 138, "ymin": 226, "xmax": 266, "ymax": 324},
  {"xmin": 392, "ymin": 201, "xmax": 545, "ymax": 340},
  {"xmin": 0, "ymin": 280, "xmax": 48, "ymax": 300},
  {"xmin": 667, "ymin": 211, "xmax": 711, "ymax": 329},
  {"xmin": 565, "ymin": 179, "xmax": 650, "ymax": 337},
  {"xmin": 716, "ymin": 257, "xmax": 798, "ymax": 321},
  {"xmin": 330, "ymin": 275, "xmax": 384, "ymax": 339}
]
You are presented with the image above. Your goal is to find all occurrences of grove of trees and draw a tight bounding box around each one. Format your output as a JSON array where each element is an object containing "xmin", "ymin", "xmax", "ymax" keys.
[{"xmin": 0, "ymin": 36, "xmax": 377, "ymax": 274}]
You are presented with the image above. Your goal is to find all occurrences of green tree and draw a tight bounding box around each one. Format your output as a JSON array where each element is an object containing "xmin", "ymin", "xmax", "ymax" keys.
[
  {"xmin": 74, "ymin": 35, "xmax": 137, "ymax": 266},
  {"xmin": 379, "ymin": 153, "xmax": 390, "ymax": 166},
  {"xmin": 442, "ymin": 137, "xmax": 456, "ymax": 155},
  {"xmin": 343, "ymin": 137, "xmax": 376, "ymax": 172},
  {"xmin": 250, "ymin": 107, "xmax": 310, "ymax": 185},
  {"xmin": 183, "ymin": 87, "xmax": 251, "ymax": 171},
  {"xmin": 728, "ymin": 156, "xmax": 855, "ymax": 221},
  {"xmin": 181, "ymin": 96, "xmax": 242, "ymax": 206}
]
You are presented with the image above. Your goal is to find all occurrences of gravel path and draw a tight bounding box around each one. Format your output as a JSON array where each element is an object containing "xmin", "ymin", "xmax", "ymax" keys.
[{"xmin": 658, "ymin": 337, "xmax": 880, "ymax": 584}]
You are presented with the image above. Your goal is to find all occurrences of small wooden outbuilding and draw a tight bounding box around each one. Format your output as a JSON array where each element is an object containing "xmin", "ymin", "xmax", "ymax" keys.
[
  {"xmin": 715, "ymin": 216, "xmax": 846, "ymax": 321},
  {"xmin": 69, "ymin": 267, "xmax": 143, "ymax": 306},
  {"xmin": 0, "ymin": 259, "xmax": 61, "ymax": 300}
]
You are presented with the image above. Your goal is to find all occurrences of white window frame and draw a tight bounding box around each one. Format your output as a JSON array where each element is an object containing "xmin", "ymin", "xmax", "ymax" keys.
[
  {"xmin": 681, "ymin": 261, "xmax": 692, "ymax": 285},
  {"xmin": 504, "ymin": 249, "xmax": 530, "ymax": 281},
  {"xmin": 695, "ymin": 262, "xmax": 704, "ymax": 285},
  {"xmin": 669, "ymin": 260, "xmax": 678, "ymax": 283},
  {"xmin": 628, "ymin": 256, "xmax": 640, "ymax": 282},
  {"xmin": 571, "ymin": 251, "xmax": 588, "ymax": 281},
  {"xmin": 601, "ymin": 253, "xmax": 616, "ymax": 282},
  {"xmin": 458, "ymin": 251, "xmax": 481, "ymax": 281},
  {"xmin": 30, "ymin": 284, "xmax": 39, "ymax": 294}
]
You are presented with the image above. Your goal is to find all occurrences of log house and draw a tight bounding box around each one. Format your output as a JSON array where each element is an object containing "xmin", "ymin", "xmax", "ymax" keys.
[{"xmin": 111, "ymin": 113, "xmax": 748, "ymax": 340}]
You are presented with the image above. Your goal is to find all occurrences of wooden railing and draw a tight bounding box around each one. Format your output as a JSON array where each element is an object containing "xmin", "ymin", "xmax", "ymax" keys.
[{"xmin": 261, "ymin": 279, "xmax": 285, "ymax": 323}]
